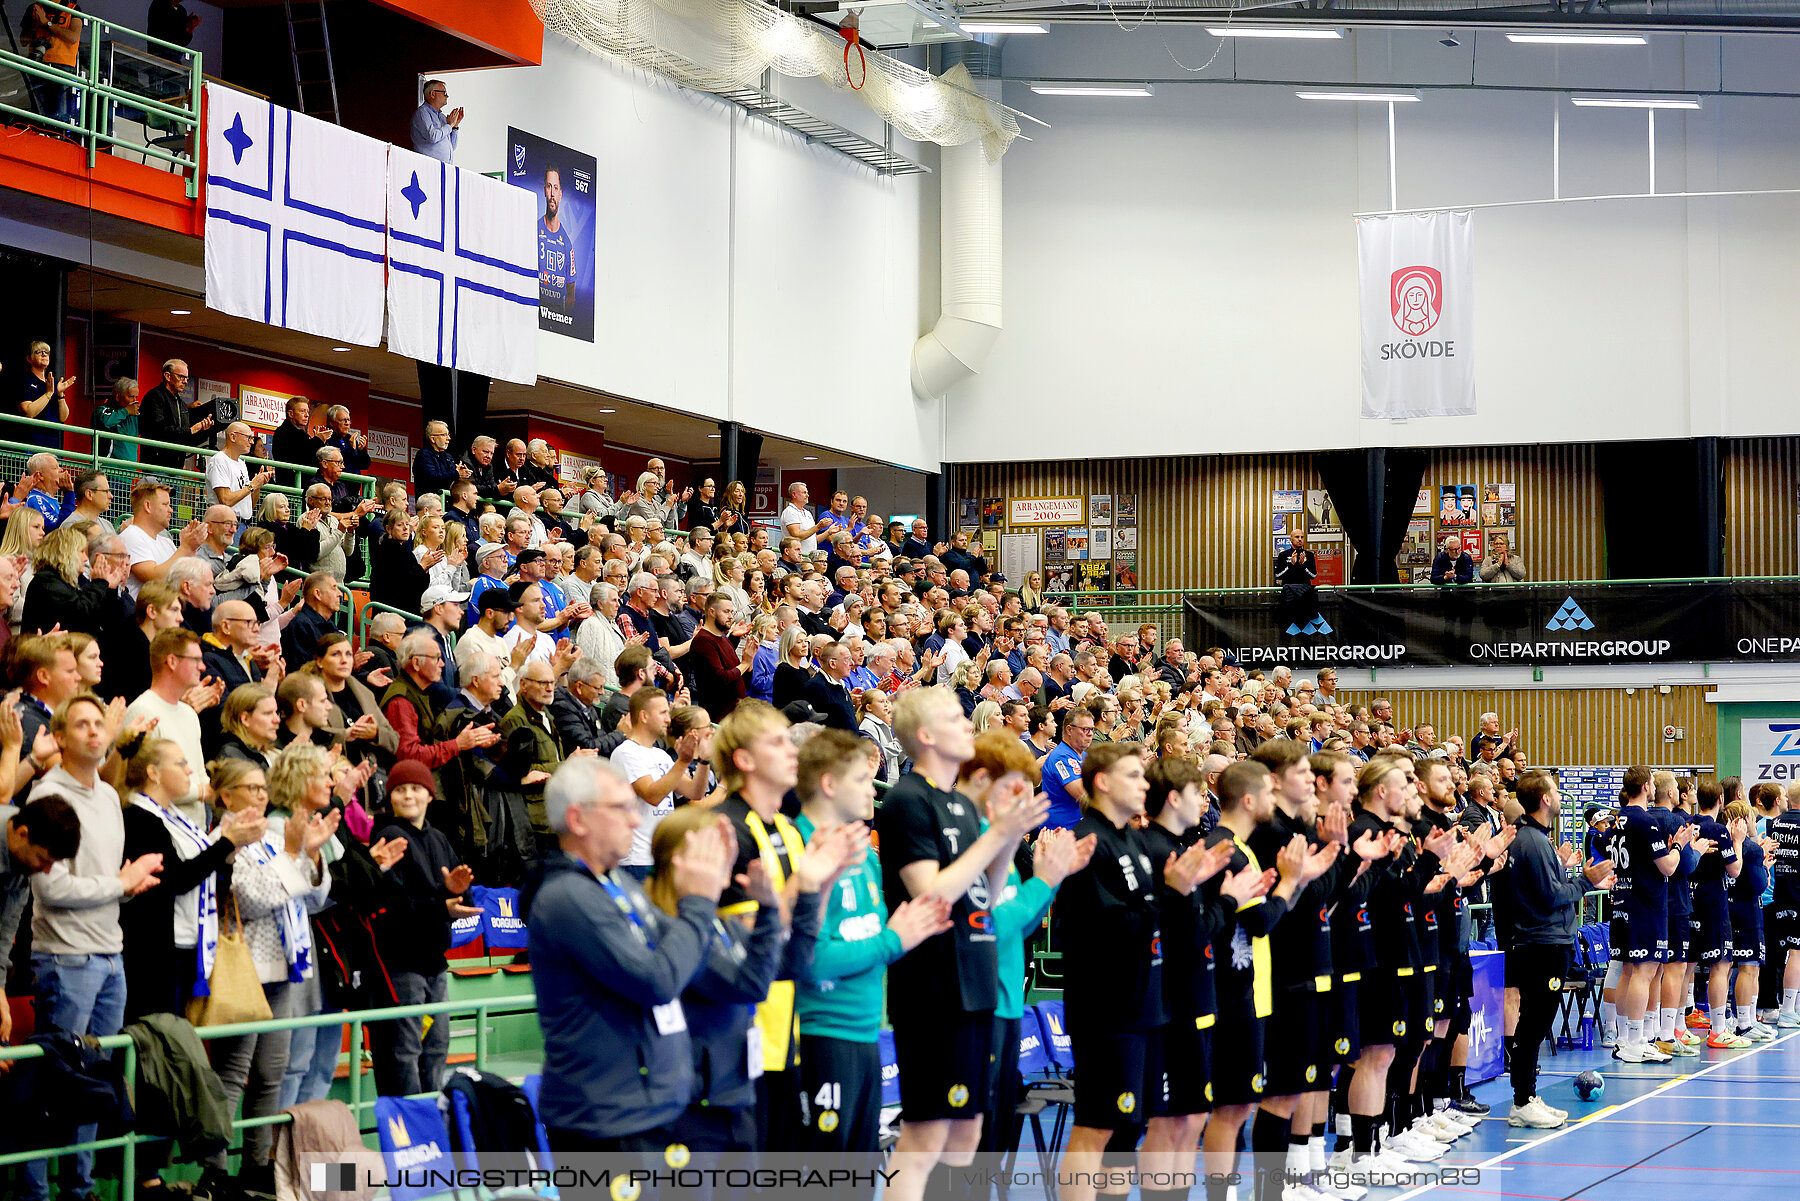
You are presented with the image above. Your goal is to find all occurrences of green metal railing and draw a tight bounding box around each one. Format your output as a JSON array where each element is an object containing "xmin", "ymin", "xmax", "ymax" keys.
[
  {"xmin": 0, "ymin": 991, "xmax": 538, "ymax": 1201},
  {"xmin": 0, "ymin": 0, "xmax": 203, "ymax": 195}
]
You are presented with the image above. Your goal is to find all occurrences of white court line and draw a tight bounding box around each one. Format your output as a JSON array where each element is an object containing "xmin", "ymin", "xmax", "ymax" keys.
[{"xmin": 1388, "ymin": 1031, "xmax": 1800, "ymax": 1201}]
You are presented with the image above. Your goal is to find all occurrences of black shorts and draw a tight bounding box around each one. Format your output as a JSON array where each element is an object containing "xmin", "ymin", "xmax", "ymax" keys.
[
  {"xmin": 1767, "ymin": 900, "xmax": 1800, "ymax": 954},
  {"xmin": 1666, "ymin": 910, "xmax": 1692, "ymax": 962},
  {"xmin": 1330, "ymin": 978, "xmax": 1361, "ymax": 1065},
  {"xmin": 1358, "ymin": 972, "xmax": 1408, "ymax": 1048},
  {"xmin": 1397, "ymin": 972, "xmax": 1429, "ymax": 1048},
  {"xmin": 1262, "ymin": 989, "xmax": 1327, "ymax": 1097},
  {"xmin": 1730, "ymin": 906, "xmax": 1766, "ymax": 963},
  {"xmin": 1690, "ymin": 907, "xmax": 1732, "ymax": 966},
  {"xmin": 798, "ymin": 1034, "xmax": 883, "ymax": 1154},
  {"xmin": 1210, "ymin": 996, "xmax": 1266, "ymax": 1107},
  {"xmin": 1444, "ymin": 957, "xmax": 1474, "ymax": 1034},
  {"xmin": 891, "ymin": 1007, "xmax": 994, "ymax": 1122},
  {"xmin": 1612, "ymin": 901, "xmax": 1672, "ymax": 963},
  {"xmin": 1505, "ymin": 943, "xmax": 1570, "ymax": 991},
  {"xmin": 1157, "ymin": 1019, "xmax": 1214, "ymax": 1116},
  {"xmin": 1071, "ymin": 1027, "xmax": 1162, "ymax": 1131}
]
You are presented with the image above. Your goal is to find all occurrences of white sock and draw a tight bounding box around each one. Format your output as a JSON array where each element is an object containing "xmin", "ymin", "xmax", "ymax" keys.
[
  {"xmin": 1310, "ymin": 1135, "xmax": 1327, "ymax": 1172},
  {"xmin": 1287, "ymin": 1144, "xmax": 1310, "ymax": 1176},
  {"xmin": 1784, "ymin": 988, "xmax": 1799, "ymax": 1015},
  {"xmin": 1661, "ymin": 1008, "xmax": 1679, "ymax": 1040},
  {"xmin": 1600, "ymin": 1000, "xmax": 1617, "ymax": 1032},
  {"xmin": 1685, "ymin": 981, "xmax": 1696, "ymax": 1009},
  {"xmin": 1740, "ymin": 1016, "xmax": 1756, "ymax": 1034},
  {"xmin": 1624, "ymin": 1018, "xmax": 1642, "ymax": 1046}
]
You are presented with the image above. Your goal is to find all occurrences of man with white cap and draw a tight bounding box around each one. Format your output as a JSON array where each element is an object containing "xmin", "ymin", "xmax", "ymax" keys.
[
  {"xmin": 410, "ymin": 583, "xmax": 470, "ymax": 707},
  {"xmin": 465, "ymin": 542, "xmax": 512, "ymax": 627}
]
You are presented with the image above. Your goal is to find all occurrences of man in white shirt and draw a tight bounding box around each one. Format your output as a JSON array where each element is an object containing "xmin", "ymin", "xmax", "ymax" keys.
[
  {"xmin": 206, "ymin": 421, "xmax": 274, "ymax": 533},
  {"xmin": 123, "ymin": 628, "xmax": 216, "ymax": 823},
  {"xmin": 457, "ymin": 591, "xmax": 530, "ymax": 697},
  {"xmin": 609, "ymin": 686, "xmax": 706, "ymax": 878},
  {"xmin": 121, "ymin": 477, "xmax": 205, "ymax": 603},
  {"xmin": 781, "ymin": 481, "xmax": 832, "ymax": 556},
  {"xmin": 504, "ymin": 583, "xmax": 556, "ymax": 668}
]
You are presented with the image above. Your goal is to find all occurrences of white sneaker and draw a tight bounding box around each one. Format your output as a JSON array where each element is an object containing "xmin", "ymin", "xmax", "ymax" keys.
[
  {"xmin": 1614, "ymin": 1041, "xmax": 1672, "ymax": 1063},
  {"xmin": 1385, "ymin": 1130, "xmax": 1448, "ymax": 1161},
  {"xmin": 1434, "ymin": 1105, "xmax": 1480, "ymax": 1130},
  {"xmin": 1748, "ymin": 1023, "xmax": 1777, "ymax": 1042},
  {"xmin": 1414, "ymin": 1113, "xmax": 1463, "ymax": 1141},
  {"xmin": 1508, "ymin": 1097, "xmax": 1566, "ymax": 1129},
  {"xmin": 1534, "ymin": 1097, "xmax": 1569, "ymax": 1121},
  {"xmin": 1343, "ymin": 1151, "xmax": 1419, "ymax": 1186},
  {"xmin": 1776, "ymin": 1012, "xmax": 1800, "ymax": 1028},
  {"xmin": 1313, "ymin": 1170, "xmax": 1368, "ymax": 1201}
]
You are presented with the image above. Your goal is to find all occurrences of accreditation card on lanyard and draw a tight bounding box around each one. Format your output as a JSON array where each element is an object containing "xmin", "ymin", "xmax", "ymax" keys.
[{"xmin": 599, "ymin": 871, "xmax": 687, "ymax": 1035}]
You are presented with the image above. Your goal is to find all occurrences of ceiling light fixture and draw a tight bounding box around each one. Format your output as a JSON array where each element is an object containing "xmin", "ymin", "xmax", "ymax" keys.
[
  {"xmin": 1439, "ymin": 32, "xmax": 1461, "ymax": 48},
  {"xmin": 1570, "ymin": 94, "xmax": 1700, "ymax": 108},
  {"xmin": 1508, "ymin": 33, "xmax": 1647, "ymax": 45},
  {"xmin": 802, "ymin": 455, "xmax": 819, "ymax": 461},
  {"xmin": 169, "ymin": 308, "xmax": 191, "ymax": 315},
  {"xmin": 961, "ymin": 21, "xmax": 1049, "ymax": 34},
  {"xmin": 1295, "ymin": 89, "xmax": 1421, "ymax": 102},
  {"xmin": 1205, "ymin": 26, "xmax": 1342, "ymax": 39},
  {"xmin": 331, "ymin": 346, "xmax": 352, "ymax": 353},
  {"xmin": 708, "ymin": 433, "xmax": 722, "ymax": 438},
  {"xmin": 1030, "ymin": 82, "xmax": 1154, "ymax": 97},
  {"xmin": 598, "ymin": 407, "xmax": 616, "ymax": 413}
]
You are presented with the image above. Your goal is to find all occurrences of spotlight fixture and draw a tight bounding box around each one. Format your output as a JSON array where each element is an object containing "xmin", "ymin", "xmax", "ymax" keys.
[
  {"xmin": 1439, "ymin": 31, "xmax": 1461, "ymax": 48},
  {"xmin": 169, "ymin": 308, "xmax": 192, "ymax": 315}
]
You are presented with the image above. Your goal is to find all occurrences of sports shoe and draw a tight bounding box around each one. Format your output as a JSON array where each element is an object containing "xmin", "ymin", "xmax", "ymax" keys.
[
  {"xmin": 1539, "ymin": 1098, "xmax": 1569, "ymax": 1121},
  {"xmin": 1313, "ymin": 1172, "xmax": 1368, "ymax": 1201},
  {"xmin": 1433, "ymin": 1107, "xmax": 1479, "ymax": 1132},
  {"xmin": 1337, "ymin": 1151, "xmax": 1417, "ymax": 1186},
  {"xmin": 1776, "ymin": 1012, "xmax": 1800, "ymax": 1028},
  {"xmin": 1677, "ymin": 1028, "xmax": 1704, "ymax": 1046},
  {"xmin": 1668, "ymin": 1036, "xmax": 1699, "ymax": 1057},
  {"xmin": 1415, "ymin": 1113, "xmax": 1463, "ymax": 1141},
  {"xmin": 1708, "ymin": 1031, "xmax": 1752, "ymax": 1049},
  {"xmin": 1600, "ymin": 1025, "xmax": 1619, "ymax": 1048},
  {"xmin": 1687, "ymin": 1009, "xmax": 1711, "ymax": 1029},
  {"xmin": 1653, "ymin": 1038, "xmax": 1678, "ymax": 1057},
  {"xmin": 1452, "ymin": 1093, "xmax": 1491, "ymax": 1116},
  {"xmin": 1750, "ymin": 1022, "xmax": 1778, "ymax": 1041},
  {"xmin": 1614, "ymin": 1041, "xmax": 1671, "ymax": 1063},
  {"xmin": 1385, "ymin": 1130, "xmax": 1448, "ymax": 1162},
  {"xmin": 1508, "ymin": 1097, "xmax": 1567, "ymax": 1129}
]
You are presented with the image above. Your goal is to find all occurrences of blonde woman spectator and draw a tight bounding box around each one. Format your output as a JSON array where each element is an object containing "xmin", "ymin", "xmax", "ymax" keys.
[
  {"xmin": 1479, "ymin": 531, "xmax": 1528, "ymax": 583},
  {"xmin": 713, "ymin": 554, "xmax": 751, "ymax": 620},
  {"xmin": 972, "ymin": 698, "xmax": 1001, "ymax": 735},
  {"xmin": 574, "ymin": 465, "xmax": 625, "ymax": 523},
  {"xmin": 414, "ymin": 513, "xmax": 468, "ymax": 593},
  {"xmin": 1019, "ymin": 571, "xmax": 1043, "ymax": 613}
]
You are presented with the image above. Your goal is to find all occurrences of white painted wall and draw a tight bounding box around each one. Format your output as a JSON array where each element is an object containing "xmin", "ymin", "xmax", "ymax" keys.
[
  {"xmin": 439, "ymin": 36, "xmax": 940, "ymax": 471},
  {"xmin": 947, "ymin": 28, "xmax": 1800, "ymax": 462}
]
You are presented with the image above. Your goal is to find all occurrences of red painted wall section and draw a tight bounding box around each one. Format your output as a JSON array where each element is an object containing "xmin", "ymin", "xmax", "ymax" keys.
[
  {"xmin": 367, "ymin": 0, "xmax": 545, "ymax": 64},
  {"xmin": 0, "ymin": 128, "xmax": 202, "ymax": 237}
]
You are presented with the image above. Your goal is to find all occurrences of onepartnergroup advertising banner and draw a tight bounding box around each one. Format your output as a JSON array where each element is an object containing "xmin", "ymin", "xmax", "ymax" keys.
[
  {"xmin": 1359, "ymin": 210, "xmax": 1476, "ymax": 419},
  {"xmin": 1185, "ymin": 579, "xmax": 1800, "ymax": 669},
  {"xmin": 507, "ymin": 127, "xmax": 598, "ymax": 342}
]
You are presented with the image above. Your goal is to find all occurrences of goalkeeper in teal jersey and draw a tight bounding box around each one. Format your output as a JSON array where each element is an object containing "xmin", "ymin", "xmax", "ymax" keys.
[{"xmin": 794, "ymin": 730, "xmax": 952, "ymax": 1162}]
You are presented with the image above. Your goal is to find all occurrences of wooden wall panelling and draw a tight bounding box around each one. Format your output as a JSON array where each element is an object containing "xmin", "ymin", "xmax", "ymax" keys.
[
  {"xmin": 1722, "ymin": 437, "xmax": 1800, "ymax": 578},
  {"xmin": 1333, "ymin": 685, "xmax": 1715, "ymax": 770},
  {"xmin": 1415, "ymin": 445, "xmax": 1603, "ymax": 584}
]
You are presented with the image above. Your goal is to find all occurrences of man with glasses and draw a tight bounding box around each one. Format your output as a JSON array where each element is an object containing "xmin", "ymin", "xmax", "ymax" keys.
[
  {"xmin": 194, "ymin": 503, "xmax": 242, "ymax": 579},
  {"xmin": 120, "ymin": 477, "xmax": 205, "ymax": 604},
  {"xmin": 137, "ymin": 359, "xmax": 213, "ymax": 469},
  {"xmin": 122, "ymin": 628, "xmax": 215, "ymax": 823},
  {"xmin": 381, "ymin": 630, "xmax": 500, "ymax": 774},
  {"xmin": 1042, "ymin": 707, "xmax": 1096, "ymax": 832},
  {"xmin": 67, "ymin": 470, "xmax": 115, "ymax": 537},
  {"xmin": 411, "ymin": 78, "xmax": 463, "ymax": 164},
  {"xmin": 207, "ymin": 422, "xmax": 274, "ymax": 534},
  {"xmin": 307, "ymin": 446, "xmax": 359, "ymax": 517}
]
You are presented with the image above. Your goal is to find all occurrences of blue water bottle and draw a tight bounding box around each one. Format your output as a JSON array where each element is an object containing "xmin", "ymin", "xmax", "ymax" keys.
[{"xmin": 1579, "ymin": 1012, "xmax": 1595, "ymax": 1051}]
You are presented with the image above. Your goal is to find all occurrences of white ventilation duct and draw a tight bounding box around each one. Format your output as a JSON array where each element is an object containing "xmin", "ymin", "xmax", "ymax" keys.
[{"xmin": 912, "ymin": 63, "xmax": 1003, "ymax": 400}]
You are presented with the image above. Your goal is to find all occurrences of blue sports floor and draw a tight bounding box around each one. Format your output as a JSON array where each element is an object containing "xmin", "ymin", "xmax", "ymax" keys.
[{"xmin": 1386, "ymin": 1031, "xmax": 1800, "ymax": 1201}]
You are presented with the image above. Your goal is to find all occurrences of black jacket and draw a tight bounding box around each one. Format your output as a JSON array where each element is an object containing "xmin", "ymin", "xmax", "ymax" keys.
[
  {"xmin": 137, "ymin": 383, "xmax": 192, "ymax": 468},
  {"xmin": 802, "ymin": 673, "xmax": 857, "ymax": 732},
  {"xmin": 372, "ymin": 816, "xmax": 461, "ymax": 976},
  {"xmin": 282, "ymin": 604, "xmax": 339, "ymax": 670},
  {"xmin": 20, "ymin": 570, "xmax": 125, "ymax": 638},
  {"xmin": 681, "ymin": 896, "xmax": 820, "ymax": 1109},
  {"xmin": 414, "ymin": 447, "xmax": 459, "ymax": 497},
  {"xmin": 120, "ymin": 803, "xmax": 237, "ymax": 1023},
  {"xmin": 550, "ymin": 686, "xmax": 617, "ymax": 753},
  {"xmin": 271, "ymin": 422, "xmax": 327, "ymax": 485},
  {"xmin": 255, "ymin": 519, "xmax": 321, "ymax": 577},
  {"xmin": 370, "ymin": 537, "xmax": 431, "ymax": 612}
]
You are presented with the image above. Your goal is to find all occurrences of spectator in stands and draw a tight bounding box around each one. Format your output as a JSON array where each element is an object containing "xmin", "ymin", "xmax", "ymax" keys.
[
  {"xmin": 413, "ymin": 421, "xmax": 462, "ymax": 498},
  {"xmin": 254, "ymin": 492, "xmax": 320, "ymax": 577},
  {"xmin": 411, "ymin": 512, "xmax": 465, "ymax": 595},
  {"xmin": 494, "ymin": 439, "xmax": 528, "ymax": 498},
  {"xmin": 385, "ymin": 630, "xmax": 501, "ymax": 772},
  {"xmin": 459, "ymin": 435, "xmax": 499, "ymax": 499},
  {"xmin": 298, "ymin": 483, "xmax": 352, "ymax": 579},
  {"xmin": 7, "ymin": 340, "xmax": 73, "ymax": 449},
  {"xmin": 803, "ymin": 639, "xmax": 859, "ymax": 732},
  {"xmin": 21, "ymin": 524, "xmax": 126, "ymax": 637},
  {"xmin": 18, "ymin": 693, "xmax": 163, "ymax": 1201},
  {"xmin": 215, "ymin": 684, "xmax": 280, "ymax": 770},
  {"xmin": 194, "ymin": 503, "xmax": 239, "ymax": 578},
  {"xmin": 686, "ymin": 591, "xmax": 755, "ymax": 721},
  {"xmin": 12, "ymin": 635, "xmax": 82, "ymax": 795},
  {"xmin": 201, "ymin": 598, "xmax": 271, "ymax": 696},
  {"xmin": 551, "ymin": 656, "xmax": 611, "ymax": 752},
  {"xmin": 123, "ymin": 627, "xmax": 215, "ymax": 808},
  {"xmin": 519, "ymin": 439, "xmax": 558, "ymax": 490},
  {"xmin": 15, "ymin": 452, "xmax": 71, "ymax": 531},
  {"xmin": 307, "ymin": 446, "xmax": 358, "ymax": 517},
  {"xmin": 147, "ymin": 0, "xmax": 202, "ymax": 47},
  {"xmin": 206, "ymin": 752, "xmax": 336, "ymax": 1199},
  {"xmin": 1431, "ymin": 534, "xmax": 1475, "ymax": 586},
  {"xmin": 370, "ymin": 508, "xmax": 430, "ymax": 611},
  {"xmin": 359, "ymin": 612, "xmax": 406, "ymax": 685},
  {"xmin": 1479, "ymin": 532, "xmax": 1528, "ymax": 582},
  {"xmin": 281, "ymin": 571, "xmax": 342, "ymax": 668},
  {"xmin": 322, "ymin": 405, "xmax": 370, "ymax": 475},
  {"xmin": 92, "ymin": 377, "xmax": 142, "ymax": 462},
  {"xmin": 168, "ymin": 556, "xmax": 217, "ymax": 635},
  {"xmin": 207, "ymin": 422, "xmax": 273, "ymax": 534},
  {"xmin": 120, "ymin": 476, "xmax": 204, "ymax": 603},
  {"xmin": 781, "ymin": 481, "xmax": 832, "ymax": 555},
  {"xmin": 271, "ymin": 396, "xmax": 325, "ymax": 484},
  {"xmin": 304, "ymin": 632, "xmax": 396, "ymax": 766},
  {"xmin": 500, "ymin": 660, "xmax": 578, "ymax": 845},
  {"xmin": 137, "ymin": 359, "xmax": 212, "ymax": 470},
  {"xmin": 571, "ymin": 466, "xmax": 621, "ymax": 524},
  {"xmin": 370, "ymin": 757, "xmax": 475, "ymax": 1095},
  {"xmin": 412, "ymin": 78, "xmax": 463, "ymax": 163},
  {"xmin": 459, "ymin": 588, "xmax": 527, "ymax": 696}
]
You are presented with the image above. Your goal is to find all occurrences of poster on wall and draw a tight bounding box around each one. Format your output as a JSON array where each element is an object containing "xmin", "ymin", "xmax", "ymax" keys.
[
  {"xmin": 1739, "ymin": 720, "xmax": 1800, "ymax": 786},
  {"xmin": 367, "ymin": 429, "xmax": 410, "ymax": 466},
  {"xmin": 979, "ymin": 529, "xmax": 999, "ymax": 558},
  {"xmin": 1077, "ymin": 561, "xmax": 1111, "ymax": 597},
  {"xmin": 1046, "ymin": 563, "xmax": 1076, "ymax": 596},
  {"xmin": 1400, "ymin": 518, "xmax": 1433, "ymax": 567},
  {"xmin": 1273, "ymin": 490, "xmax": 1303, "ymax": 514},
  {"xmin": 1413, "ymin": 487, "xmax": 1433, "ymax": 516},
  {"xmin": 1116, "ymin": 495, "xmax": 1137, "ymax": 527},
  {"xmin": 1113, "ymin": 551, "xmax": 1139, "ymax": 592},
  {"xmin": 1438, "ymin": 484, "xmax": 1478, "ymax": 529},
  {"xmin": 1090, "ymin": 527, "xmax": 1112, "ymax": 560},
  {"xmin": 559, "ymin": 451, "xmax": 604, "ymax": 490},
  {"xmin": 507, "ymin": 127, "xmax": 597, "ymax": 342},
  {"xmin": 87, "ymin": 320, "xmax": 139, "ymax": 398},
  {"xmin": 959, "ymin": 498, "xmax": 980, "ymax": 528},
  {"xmin": 1090, "ymin": 495, "xmax": 1113, "ymax": 527},
  {"xmin": 1000, "ymin": 532, "xmax": 1039, "ymax": 584},
  {"xmin": 1482, "ymin": 482, "xmax": 1515, "ymax": 526},
  {"xmin": 1115, "ymin": 527, "xmax": 1137, "ymax": 552},
  {"xmin": 982, "ymin": 499, "xmax": 1004, "ymax": 527},
  {"xmin": 238, "ymin": 385, "xmax": 287, "ymax": 430},
  {"xmin": 1064, "ymin": 528, "xmax": 1090, "ymax": 561},
  {"xmin": 1313, "ymin": 541, "xmax": 1345, "ymax": 586},
  {"xmin": 1456, "ymin": 530, "xmax": 1484, "ymax": 562},
  {"xmin": 1043, "ymin": 528, "xmax": 1067, "ymax": 561},
  {"xmin": 1010, "ymin": 496, "xmax": 1085, "ymax": 526},
  {"xmin": 1305, "ymin": 490, "xmax": 1340, "ymax": 534}
]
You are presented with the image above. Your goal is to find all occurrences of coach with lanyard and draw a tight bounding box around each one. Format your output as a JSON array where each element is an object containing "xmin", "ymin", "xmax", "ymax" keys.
[{"xmin": 524, "ymin": 757, "xmax": 733, "ymax": 1197}]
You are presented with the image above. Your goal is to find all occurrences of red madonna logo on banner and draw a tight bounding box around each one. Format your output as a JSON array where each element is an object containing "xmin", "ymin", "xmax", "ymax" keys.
[{"xmin": 1391, "ymin": 265, "xmax": 1443, "ymax": 336}]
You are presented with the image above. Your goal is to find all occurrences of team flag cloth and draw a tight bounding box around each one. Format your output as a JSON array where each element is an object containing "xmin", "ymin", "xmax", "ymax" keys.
[
  {"xmin": 1358, "ymin": 210, "xmax": 1476, "ymax": 419},
  {"xmin": 203, "ymin": 83, "xmax": 387, "ymax": 346},
  {"xmin": 386, "ymin": 146, "xmax": 539, "ymax": 386}
]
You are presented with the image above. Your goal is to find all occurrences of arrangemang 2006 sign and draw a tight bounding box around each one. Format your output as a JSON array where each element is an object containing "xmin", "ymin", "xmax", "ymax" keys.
[{"xmin": 1184, "ymin": 580, "xmax": 1800, "ymax": 668}]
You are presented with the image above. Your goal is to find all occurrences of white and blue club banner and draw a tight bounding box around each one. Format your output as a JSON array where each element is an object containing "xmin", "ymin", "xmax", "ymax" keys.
[
  {"xmin": 386, "ymin": 146, "xmax": 539, "ymax": 386},
  {"xmin": 1358, "ymin": 210, "xmax": 1476, "ymax": 420},
  {"xmin": 203, "ymin": 83, "xmax": 387, "ymax": 346}
]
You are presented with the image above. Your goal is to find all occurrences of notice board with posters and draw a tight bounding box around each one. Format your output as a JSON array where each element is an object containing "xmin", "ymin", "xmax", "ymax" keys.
[{"xmin": 507, "ymin": 128, "xmax": 597, "ymax": 342}]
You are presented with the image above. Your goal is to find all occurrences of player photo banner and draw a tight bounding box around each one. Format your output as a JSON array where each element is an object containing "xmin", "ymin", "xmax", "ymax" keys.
[
  {"xmin": 507, "ymin": 127, "xmax": 597, "ymax": 342},
  {"xmin": 1359, "ymin": 211, "xmax": 1476, "ymax": 419}
]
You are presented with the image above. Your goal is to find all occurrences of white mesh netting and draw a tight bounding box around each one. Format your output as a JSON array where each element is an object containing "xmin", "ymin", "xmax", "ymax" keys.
[{"xmin": 528, "ymin": 0, "xmax": 1020, "ymax": 159}]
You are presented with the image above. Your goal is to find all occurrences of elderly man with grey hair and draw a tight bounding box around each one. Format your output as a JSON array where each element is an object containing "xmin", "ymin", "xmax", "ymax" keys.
[
  {"xmin": 361, "ymin": 610, "xmax": 408, "ymax": 684},
  {"xmin": 321, "ymin": 404, "xmax": 370, "ymax": 475},
  {"xmin": 520, "ymin": 438, "xmax": 559, "ymax": 491},
  {"xmin": 167, "ymin": 555, "xmax": 217, "ymax": 635},
  {"xmin": 20, "ymin": 450, "xmax": 72, "ymax": 531},
  {"xmin": 194, "ymin": 503, "xmax": 241, "ymax": 578},
  {"xmin": 552, "ymin": 656, "xmax": 622, "ymax": 753}
]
